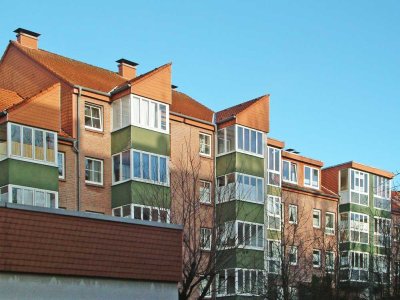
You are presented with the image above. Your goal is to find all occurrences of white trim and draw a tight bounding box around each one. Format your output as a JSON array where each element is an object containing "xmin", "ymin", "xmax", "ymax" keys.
[
  {"xmin": 325, "ymin": 212, "xmax": 335, "ymax": 235},
  {"xmin": 313, "ymin": 209, "xmax": 321, "ymax": 228},
  {"xmin": 199, "ymin": 132, "xmax": 212, "ymax": 157},
  {"xmin": 282, "ymin": 160, "xmax": 298, "ymax": 184},
  {"xmin": 4, "ymin": 184, "xmax": 58, "ymax": 208},
  {"xmin": 289, "ymin": 246, "xmax": 298, "ymax": 265},
  {"xmin": 313, "ymin": 249, "xmax": 321, "ymax": 268},
  {"xmin": 304, "ymin": 165, "xmax": 320, "ymax": 189},
  {"xmin": 84, "ymin": 102, "xmax": 103, "ymax": 132},
  {"xmin": 84, "ymin": 157, "xmax": 104, "ymax": 185},
  {"xmin": 288, "ymin": 204, "xmax": 298, "ymax": 224}
]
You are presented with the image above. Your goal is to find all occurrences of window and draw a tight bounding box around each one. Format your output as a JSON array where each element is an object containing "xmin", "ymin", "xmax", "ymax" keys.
[
  {"xmin": 288, "ymin": 205, "xmax": 297, "ymax": 224},
  {"xmin": 8, "ymin": 123, "xmax": 57, "ymax": 164},
  {"xmin": 236, "ymin": 269, "xmax": 264, "ymax": 296},
  {"xmin": 349, "ymin": 252, "xmax": 369, "ymax": 282},
  {"xmin": 0, "ymin": 186, "xmax": 8, "ymax": 202},
  {"xmin": 268, "ymin": 147, "xmax": 281, "ymax": 186},
  {"xmin": 326, "ymin": 251, "xmax": 335, "ymax": 271},
  {"xmin": 289, "ymin": 246, "xmax": 298, "ymax": 265},
  {"xmin": 217, "ymin": 126, "xmax": 236, "ymax": 155},
  {"xmin": 58, "ymin": 152, "xmax": 65, "ymax": 179},
  {"xmin": 313, "ymin": 209, "xmax": 321, "ymax": 228},
  {"xmin": 350, "ymin": 169, "xmax": 369, "ymax": 206},
  {"xmin": 112, "ymin": 204, "xmax": 170, "ymax": 223},
  {"xmin": 267, "ymin": 196, "xmax": 281, "ymax": 230},
  {"xmin": 350, "ymin": 212, "xmax": 369, "ymax": 244},
  {"xmin": 198, "ymin": 276, "xmax": 212, "ymax": 298},
  {"xmin": 112, "ymin": 95, "xmax": 169, "ymax": 133},
  {"xmin": 374, "ymin": 217, "xmax": 391, "ymax": 247},
  {"xmin": 200, "ymin": 228, "xmax": 212, "ymax": 250},
  {"xmin": 325, "ymin": 212, "xmax": 335, "ymax": 235},
  {"xmin": 313, "ymin": 250, "xmax": 321, "ymax": 268},
  {"xmin": 200, "ymin": 181, "xmax": 211, "ymax": 203},
  {"xmin": 199, "ymin": 133, "xmax": 211, "ymax": 156},
  {"xmin": 5, "ymin": 185, "xmax": 57, "ymax": 208},
  {"xmin": 84, "ymin": 103, "xmax": 103, "ymax": 131},
  {"xmin": 217, "ymin": 173, "xmax": 263, "ymax": 204},
  {"xmin": 267, "ymin": 240, "xmax": 281, "ymax": 274},
  {"xmin": 236, "ymin": 125, "xmax": 263, "ymax": 156},
  {"xmin": 85, "ymin": 158, "xmax": 103, "ymax": 185},
  {"xmin": 113, "ymin": 150, "xmax": 169, "ymax": 185},
  {"xmin": 283, "ymin": 160, "xmax": 297, "ymax": 184},
  {"xmin": 304, "ymin": 166, "xmax": 319, "ymax": 188},
  {"xmin": 374, "ymin": 175, "xmax": 391, "ymax": 210},
  {"xmin": 237, "ymin": 221, "xmax": 264, "ymax": 249}
]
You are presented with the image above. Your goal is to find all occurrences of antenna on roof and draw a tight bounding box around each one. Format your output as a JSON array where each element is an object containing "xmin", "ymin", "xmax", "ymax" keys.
[{"xmin": 285, "ymin": 148, "xmax": 300, "ymax": 155}]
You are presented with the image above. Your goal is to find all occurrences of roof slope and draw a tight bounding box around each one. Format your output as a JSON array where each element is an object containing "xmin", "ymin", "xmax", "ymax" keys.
[
  {"xmin": 0, "ymin": 87, "xmax": 23, "ymax": 111},
  {"xmin": 171, "ymin": 90, "xmax": 214, "ymax": 122},
  {"xmin": 12, "ymin": 41, "xmax": 126, "ymax": 92},
  {"xmin": 216, "ymin": 96, "xmax": 263, "ymax": 123}
]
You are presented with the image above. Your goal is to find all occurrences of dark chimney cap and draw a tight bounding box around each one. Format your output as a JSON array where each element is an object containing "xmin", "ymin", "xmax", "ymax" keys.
[
  {"xmin": 116, "ymin": 58, "xmax": 138, "ymax": 67},
  {"xmin": 14, "ymin": 28, "xmax": 41, "ymax": 37},
  {"xmin": 171, "ymin": 85, "xmax": 178, "ymax": 89}
]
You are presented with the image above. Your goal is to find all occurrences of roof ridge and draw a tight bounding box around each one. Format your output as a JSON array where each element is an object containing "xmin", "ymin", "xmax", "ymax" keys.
[
  {"xmin": 129, "ymin": 62, "xmax": 172, "ymax": 85},
  {"xmin": 217, "ymin": 94, "xmax": 267, "ymax": 114},
  {"xmin": 173, "ymin": 90, "xmax": 214, "ymax": 113}
]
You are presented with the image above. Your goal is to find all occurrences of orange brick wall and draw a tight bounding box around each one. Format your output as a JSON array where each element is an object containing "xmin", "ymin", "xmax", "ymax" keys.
[{"xmin": 58, "ymin": 143, "xmax": 77, "ymax": 210}]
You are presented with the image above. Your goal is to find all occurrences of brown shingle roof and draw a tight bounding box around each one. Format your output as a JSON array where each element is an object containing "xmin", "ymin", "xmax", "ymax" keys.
[
  {"xmin": 0, "ymin": 87, "xmax": 23, "ymax": 111},
  {"xmin": 12, "ymin": 41, "xmax": 126, "ymax": 93},
  {"xmin": 216, "ymin": 95, "xmax": 264, "ymax": 123},
  {"xmin": 171, "ymin": 90, "xmax": 214, "ymax": 122}
]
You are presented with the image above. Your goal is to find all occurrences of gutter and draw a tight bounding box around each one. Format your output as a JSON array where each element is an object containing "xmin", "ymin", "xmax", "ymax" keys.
[
  {"xmin": 73, "ymin": 85, "xmax": 110, "ymax": 97},
  {"xmin": 110, "ymin": 83, "xmax": 131, "ymax": 96}
]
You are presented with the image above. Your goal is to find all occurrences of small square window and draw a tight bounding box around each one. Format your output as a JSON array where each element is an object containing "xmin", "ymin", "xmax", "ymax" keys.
[
  {"xmin": 85, "ymin": 157, "xmax": 103, "ymax": 185},
  {"xmin": 200, "ymin": 181, "xmax": 212, "ymax": 203},
  {"xmin": 58, "ymin": 152, "xmax": 65, "ymax": 179},
  {"xmin": 313, "ymin": 249, "xmax": 321, "ymax": 268},
  {"xmin": 85, "ymin": 103, "xmax": 103, "ymax": 131},
  {"xmin": 313, "ymin": 209, "xmax": 321, "ymax": 228},
  {"xmin": 199, "ymin": 133, "xmax": 211, "ymax": 156}
]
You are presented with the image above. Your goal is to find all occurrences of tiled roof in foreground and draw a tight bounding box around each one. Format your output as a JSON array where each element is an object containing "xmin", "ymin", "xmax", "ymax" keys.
[
  {"xmin": 215, "ymin": 95, "xmax": 264, "ymax": 123},
  {"xmin": 171, "ymin": 90, "xmax": 214, "ymax": 123},
  {"xmin": 0, "ymin": 87, "xmax": 23, "ymax": 111}
]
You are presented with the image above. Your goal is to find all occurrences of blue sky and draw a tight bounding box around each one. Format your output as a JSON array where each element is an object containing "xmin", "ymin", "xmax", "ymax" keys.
[{"xmin": 1, "ymin": 1, "xmax": 399, "ymax": 185}]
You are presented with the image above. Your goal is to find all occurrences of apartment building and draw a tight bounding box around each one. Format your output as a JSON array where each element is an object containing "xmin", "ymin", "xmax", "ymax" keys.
[{"xmin": 0, "ymin": 28, "xmax": 396, "ymax": 299}]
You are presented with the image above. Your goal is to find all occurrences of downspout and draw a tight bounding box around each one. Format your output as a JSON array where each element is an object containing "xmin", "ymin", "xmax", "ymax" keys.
[{"xmin": 73, "ymin": 87, "xmax": 82, "ymax": 211}]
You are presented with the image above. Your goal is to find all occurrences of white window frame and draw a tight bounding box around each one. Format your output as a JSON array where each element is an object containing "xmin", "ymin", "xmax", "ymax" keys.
[
  {"xmin": 58, "ymin": 152, "xmax": 65, "ymax": 180},
  {"xmin": 374, "ymin": 217, "xmax": 391, "ymax": 248},
  {"xmin": 304, "ymin": 166, "xmax": 319, "ymax": 189},
  {"xmin": 267, "ymin": 147, "xmax": 281, "ymax": 187},
  {"xmin": 200, "ymin": 227, "xmax": 212, "ymax": 251},
  {"xmin": 373, "ymin": 175, "xmax": 391, "ymax": 211},
  {"xmin": 267, "ymin": 240, "xmax": 282, "ymax": 274},
  {"xmin": 85, "ymin": 157, "xmax": 103, "ymax": 185},
  {"xmin": 267, "ymin": 196, "xmax": 281, "ymax": 231},
  {"xmin": 6, "ymin": 122, "xmax": 58, "ymax": 166},
  {"xmin": 237, "ymin": 220, "xmax": 264, "ymax": 250},
  {"xmin": 217, "ymin": 268, "xmax": 264, "ymax": 297},
  {"xmin": 282, "ymin": 160, "xmax": 298, "ymax": 184},
  {"xmin": 200, "ymin": 180, "xmax": 212, "ymax": 204},
  {"xmin": 313, "ymin": 209, "xmax": 321, "ymax": 228},
  {"xmin": 2, "ymin": 184, "xmax": 58, "ymax": 208},
  {"xmin": 349, "ymin": 251, "xmax": 369, "ymax": 282},
  {"xmin": 313, "ymin": 249, "xmax": 321, "ymax": 268},
  {"xmin": 199, "ymin": 133, "xmax": 212, "ymax": 157},
  {"xmin": 326, "ymin": 251, "xmax": 335, "ymax": 271},
  {"xmin": 236, "ymin": 125, "xmax": 264, "ymax": 157},
  {"xmin": 217, "ymin": 173, "xmax": 264, "ymax": 204},
  {"xmin": 289, "ymin": 246, "xmax": 298, "ymax": 265},
  {"xmin": 112, "ymin": 149, "xmax": 170, "ymax": 187},
  {"xmin": 112, "ymin": 203, "xmax": 170, "ymax": 223},
  {"xmin": 112, "ymin": 94, "xmax": 170, "ymax": 134},
  {"xmin": 84, "ymin": 103, "xmax": 103, "ymax": 132},
  {"xmin": 288, "ymin": 204, "xmax": 298, "ymax": 224},
  {"xmin": 350, "ymin": 212, "xmax": 369, "ymax": 244},
  {"xmin": 325, "ymin": 212, "xmax": 335, "ymax": 235}
]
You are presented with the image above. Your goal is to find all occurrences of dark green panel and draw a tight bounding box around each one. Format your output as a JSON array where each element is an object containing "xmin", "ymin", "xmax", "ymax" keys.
[
  {"xmin": 216, "ymin": 153, "xmax": 236, "ymax": 177},
  {"xmin": 111, "ymin": 126, "xmax": 170, "ymax": 156},
  {"xmin": 131, "ymin": 126, "xmax": 170, "ymax": 156},
  {"xmin": 111, "ymin": 126, "xmax": 131, "ymax": 154},
  {"xmin": 0, "ymin": 159, "xmax": 9, "ymax": 187},
  {"xmin": 236, "ymin": 153, "xmax": 264, "ymax": 177},
  {"xmin": 112, "ymin": 180, "xmax": 171, "ymax": 208},
  {"xmin": 217, "ymin": 248, "xmax": 264, "ymax": 269},
  {"xmin": 5, "ymin": 159, "xmax": 58, "ymax": 191},
  {"xmin": 216, "ymin": 200, "xmax": 264, "ymax": 224}
]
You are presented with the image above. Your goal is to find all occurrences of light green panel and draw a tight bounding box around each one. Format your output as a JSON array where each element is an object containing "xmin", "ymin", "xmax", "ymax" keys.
[
  {"xmin": 267, "ymin": 230, "xmax": 281, "ymax": 240},
  {"xmin": 216, "ymin": 200, "xmax": 264, "ymax": 224},
  {"xmin": 112, "ymin": 180, "xmax": 171, "ymax": 208},
  {"xmin": 216, "ymin": 152, "xmax": 264, "ymax": 177},
  {"xmin": 267, "ymin": 185, "xmax": 281, "ymax": 197},
  {"xmin": 111, "ymin": 126, "xmax": 170, "ymax": 156},
  {"xmin": 0, "ymin": 159, "xmax": 58, "ymax": 191}
]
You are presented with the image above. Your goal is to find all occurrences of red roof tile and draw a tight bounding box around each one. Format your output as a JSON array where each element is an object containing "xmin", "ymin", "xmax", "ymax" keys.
[
  {"xmin": 0, "ymin": 87, "xmax": 23, "ymax": 111},
  {"xmin": 283, "ymin": 182, "xmax": 339, "ymax": 199},
  {"xmin": 171, "ymin": 90, "xmax": 214, "ymax": 122},
  {"xmin": 216, "ymin": 95, "xmax": 264, "ymax": 123},
  {"xmin": 12, "ymin": 42, "xmax": 126, "ymax": 93}
]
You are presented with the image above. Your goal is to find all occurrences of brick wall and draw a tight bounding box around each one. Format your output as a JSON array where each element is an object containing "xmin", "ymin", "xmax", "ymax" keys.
[{"xmin": 58, "ymin": 143, "xmax": 77, "ymax": 210}]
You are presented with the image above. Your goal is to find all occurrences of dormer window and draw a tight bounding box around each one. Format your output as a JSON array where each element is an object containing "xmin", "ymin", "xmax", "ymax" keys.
[
  {"xmin": 304, "ymin": 166, "xmax": 319, "ymax": 189},
  {"xmin": 283, "ymin": 160, "xmax": 298, "ymax": 184}
]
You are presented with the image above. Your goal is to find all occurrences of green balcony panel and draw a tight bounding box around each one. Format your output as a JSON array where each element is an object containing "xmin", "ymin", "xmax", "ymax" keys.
[
  {"xmin": 217, "ymin": 248, "xmax": 264, "ymax": 270},
  {"xmin": 216, "ymin": 152, "xmax": 264, "ymax": 178},
  {"xmin": 216, "ymin": 200, "xmax": 264, "ymax": 224},
  {"xmin": 0, "ymin": 159, "xmax": 58, "ymax": 191},
  {"xmin": 112, "ymin": 181, "xmax": 171, "ymax": 209},
  {"xmin": 111, "ymin": 126, "xmax": 170, "ymax": 156}
]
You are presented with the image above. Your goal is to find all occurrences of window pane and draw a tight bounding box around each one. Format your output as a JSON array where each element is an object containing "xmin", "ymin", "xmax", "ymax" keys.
[
  {"xmin": 58, "ymin": 152, "xmax": 64, "ymax": 178},
  {"xmin": 217, "ymin": 129, "xmax": 225, "ymax": 154},
  {"xmin": 121, "ymin": 151, "xmax": 130, "ymax": 181},
  {"xmin": 143, "ymin": 207, "xmax": 150, "ymax": 221},
  {"xmin": 149, "ymin": 101, "xmax": 156, "ymax": 128},
  {"xmin": 244, "ymin": 128, "xmax": 250, "ymax": 151},
  {"xmin": 238, "ymin": 126, "xmax": 243, "ymax": 150},
  {"xmin": 257, "ymin": 132, "xmax": 263, "ymax": 154},
  {"xmin": 257, "ymin": 179, "xmax": 263, "ymax": 202},
  {"xmin": 122, "ymin": 205, "xmax": 131, "ymax": 218},
  {"xmin": 12, "ymin": 187, "xmax": 23, "ymax": 204},
  {"xmin": 132, "ymin": 97, "xmax": 140, "ymax": 124},
  {"xmin": 112, "ymin": 100, "xmax": 121, "ymax": 130},
  {"xmin": 160, "ymin": 104, "xmax": 167, "ymax": 130},
  {"xmin": 141, "ymin": 100, "xmax": 149, "ymax": 126},
  {"xmin": 23, "ymin": 189, "xmax": 34, "ymax": 206},
  {"xmin": 305, "ymin": 167, "xmax": 311, "ymax": 185},
  {"xmin": 134, "ymin": 206, "xmax": 141, "ymax": 219},
  {"xmin": 251, "ymin": 130, "xmax": 257, "ymax": 152},
  {"xmin": 151, "ymin": 155, "xmax": 159, "ymax": 181},
  {"xmin": 121, "ymin": 96, "xmax": 130, "ymax": 127},
  {"xmin": 22, "ymin": 127, "xmax": 33, "ymax": 158},
  {"xmin": 226, "ymin": 126, "xmax": 235, "ymax": 152},
  {"xmin": 34, "ymin": 130, "xmax": 44, "ymax": 160},
  {"xmin": 142, "ymin": 154, "xmax": 150, "ymax": 179},
  {"xmin": 35, "ymin": 191, "xmax": 46, "ymax": 207},
  {"xmin": 133, "ymin": 151, "xmax": 141, "ymax": 178},
  {"xmin": 11, "ymin": 124, "xmax": 21, "ymax": 156},
  {"xmin": 46, "ymin": 132, "xmax": 55, "ymax": 162},
  {"xmin": 160, "ymin": 157, "xmax": 167, "ymax": 183}
]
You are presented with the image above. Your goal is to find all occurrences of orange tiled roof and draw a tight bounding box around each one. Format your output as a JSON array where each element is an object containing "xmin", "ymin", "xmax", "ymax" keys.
[
  {"xmin": 0, "ymin": 87, "xmax": 24, "ymax": 111},
  {"xmin": 12, "ymin": 41, "xmax": 126, "ymax": 93},
  {"xmin": 171, "ymin": 90, "xmax": 214, "ymax": 123},
  {"xmin": 216, "ymin": 96, "xmax": 264, "ymax": 123},
  {"xmin": 283, "ymin": 181, "xmax": 339, "ymax": 199}
]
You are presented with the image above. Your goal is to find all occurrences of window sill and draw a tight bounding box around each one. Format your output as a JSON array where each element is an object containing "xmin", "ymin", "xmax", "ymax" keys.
[
  {"xmin": 58, "ymin": 178, "xmax": 66, "ymax": 182},
  {"xmin": 84, "ymin": 127, "xmax": 104, "ymax": 134},
  {"xmin": 85, "ymin": 182, "xmax": 104, "ymax": 188},
  {"xmin": 200, "ymin": 201, "xmax": 213, "ymax": 207},
  {"xmin": 199, "ymin": 153, "xmax": 213, "ymax": 159}
]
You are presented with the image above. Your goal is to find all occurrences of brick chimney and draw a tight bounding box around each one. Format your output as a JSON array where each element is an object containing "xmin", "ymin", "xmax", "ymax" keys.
[
  {"xmin": 116, "ymin": 59, "xmax": 138, "ymax": 80},
  {"xmin": 14, "ymin": 28, "xmax": 40, "ymax": 50}
]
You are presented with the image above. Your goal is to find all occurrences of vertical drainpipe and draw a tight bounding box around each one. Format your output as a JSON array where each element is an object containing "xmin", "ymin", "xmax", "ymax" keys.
[{"xmin": 75, "ymin": 87, "xmax": 82, "ymax": 211}]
